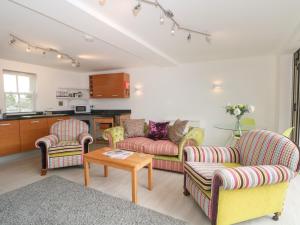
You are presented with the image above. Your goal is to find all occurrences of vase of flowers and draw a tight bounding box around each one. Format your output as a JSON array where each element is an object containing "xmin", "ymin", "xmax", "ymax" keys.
[{"xmin": 225, "ymin": 104, "xmax": 255, "ymax": 136}]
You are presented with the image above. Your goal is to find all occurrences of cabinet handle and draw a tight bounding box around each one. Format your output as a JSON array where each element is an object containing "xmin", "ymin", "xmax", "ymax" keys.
[
  {"xmin": 57, "ymin": 119, "xmax": 63, "ymax": 121},
  {"xmin": 97, "ymin": 94, "xmax": 103, "ymax": 97},
  {"xmin": 0, "ymin": 123, "xmax": 11, "ymax": 126},
  {"xmin": 112, "ymin": 94, "xmax": 118, "ymax": 97},
  {"xmin": 31, "ymin": 120, "xmax": 40, "ymax": 123}
]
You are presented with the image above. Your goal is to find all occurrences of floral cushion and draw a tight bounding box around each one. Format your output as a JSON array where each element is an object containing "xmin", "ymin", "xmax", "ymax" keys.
[
  {"xmin": 143, "ymin": 140, "xmax": 179, "ymax": 156},
  {"xmin": 148, "ymin": 121, "xmax": 170, "ymax": 140}
]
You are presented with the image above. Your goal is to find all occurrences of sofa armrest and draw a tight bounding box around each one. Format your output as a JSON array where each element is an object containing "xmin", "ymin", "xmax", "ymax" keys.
[
  {"xmin": 103, "ymin": 126, "xmax": 125, "ymax": 148},
  {"xmin": 184, "ymin": 146, "xmax": 240, "ymax": 163},
  {"xmin": 35, "ymin": 135, "xmax": 58, "ymax": 149},
  {"xmin": 178, "ymin": 127, "xmax": 204, "ymax": 161},
  {"xmin": 212, "ymin": 165, "xmax": 294, "ymax": 191},
  {"xmin": 78, "ymin": 132, "xmax": 93, "ymax": 145}
]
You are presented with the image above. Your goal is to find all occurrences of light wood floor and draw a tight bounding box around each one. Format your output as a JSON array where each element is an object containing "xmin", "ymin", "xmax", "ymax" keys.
[{"xmin": 0, "ymin": 149, "xmax": 299, "ymax": 225}]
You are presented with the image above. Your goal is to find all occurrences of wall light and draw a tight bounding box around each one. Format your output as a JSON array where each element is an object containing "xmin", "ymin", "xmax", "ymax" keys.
[
  {"xmin": 212, "ymin": 81, "xmax": 223, "ymax": 93},
  {"xmin": 135, "ymin": 84, "xmax": 143, "ymax": 96}
]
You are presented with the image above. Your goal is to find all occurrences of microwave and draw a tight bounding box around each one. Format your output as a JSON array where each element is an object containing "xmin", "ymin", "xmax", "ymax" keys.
[{"xmin": 75, "ymin": 105, "xmax": 90, "ymax": 114}]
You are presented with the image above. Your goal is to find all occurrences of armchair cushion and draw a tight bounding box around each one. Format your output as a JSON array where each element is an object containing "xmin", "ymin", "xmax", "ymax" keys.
[
  {"xmin": 48, "ymin": 140, "xmax": 82, "ymax": 155},
  {"xmin": 78, "ymin": 132, "xmax": 93, "ymax": 145},
  {"xmin": 213, "ymin": 165, "xmax": 294, "ymax": 190},
  {"xmin": 185, "ymin": 146, "xmax": 240, "ymax": 163},
  {"xmin": 35, "ymin": 135, "xmax": 58, "ymax": 149},
  {"xmin": 184, "ymin": 162, "xmax": 240, "ymax": 191}
]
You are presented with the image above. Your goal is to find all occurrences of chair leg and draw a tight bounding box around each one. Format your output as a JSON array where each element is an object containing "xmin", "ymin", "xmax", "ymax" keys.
[
  {"xmin": 272, "ymin": 212, "xmax": 281, "ymax": 221},
  {"xmin": 183, "ymin": 188, "xmax": 190, "ymax": 196},
  {"xmin": 183, "ymin": 171, "xmax": 190, "ymax": 196},
  {"xmin": 40, "ymin": 169, "xmax": 47, "ymax": 176}
]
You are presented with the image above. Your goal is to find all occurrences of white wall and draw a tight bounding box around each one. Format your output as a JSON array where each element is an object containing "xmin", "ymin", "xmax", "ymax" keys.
[
  {"xmin": 277, "ymin": 54, "xmax": 293, "ymax": 133},
  {"xmin": 0, "ymin": 58, "xmax": 86, "ymax": 112},
  {"xmin": 89, "ymin": 56, "xmax": 278, "ymax": 145}
]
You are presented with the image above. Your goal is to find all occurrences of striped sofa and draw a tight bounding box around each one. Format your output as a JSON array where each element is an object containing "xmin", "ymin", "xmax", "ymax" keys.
[
  {"xmin": 183, "ymin": 130, "xmax": 300, "ymax": 225},
  {"xmin": 35, "ymin": 119, "xmax": 93, "ymax": 175},
  {"xmin": 103, "ymin": 126, "xmax": 204, "ymax": 173}
]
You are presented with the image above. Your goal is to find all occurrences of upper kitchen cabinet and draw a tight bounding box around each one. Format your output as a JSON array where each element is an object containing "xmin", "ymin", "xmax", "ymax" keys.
[{"xmin": 89, "ymin": 73, "xmax": 130, "ymax": 98}]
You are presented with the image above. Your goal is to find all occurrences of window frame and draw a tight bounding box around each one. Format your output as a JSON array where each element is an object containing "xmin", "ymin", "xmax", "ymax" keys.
[{"xmin": 2, "ymin": 70, "xmax": 36, "ymax": 113}]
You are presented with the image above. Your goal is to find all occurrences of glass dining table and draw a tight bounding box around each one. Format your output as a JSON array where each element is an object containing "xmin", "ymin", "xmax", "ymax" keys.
[{"xmin": 214, "ymin": 123, "xmax": 256, "ymax": 147}]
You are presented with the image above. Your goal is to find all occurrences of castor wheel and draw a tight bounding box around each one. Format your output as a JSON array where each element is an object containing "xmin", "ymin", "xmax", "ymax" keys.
[{"xmin": 272, "ymin": 212, "xmax": 281, "ymax": 221}]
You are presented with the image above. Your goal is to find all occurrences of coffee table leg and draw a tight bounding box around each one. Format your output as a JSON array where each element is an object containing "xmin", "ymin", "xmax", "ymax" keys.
[
  {"xmin": 84, "ymin": 159, "xmax": 90, "ymax": 186},
  {"xmin": 131, "ymin": 169, "xmax": 137, "ymax": 204},
  {"xmin": 104, "ymin": 165, "xmax": 108, "ymax": 177},
  {"xmin": 148, "ymin": 161, "xmax": 153, "ymax": 190}
]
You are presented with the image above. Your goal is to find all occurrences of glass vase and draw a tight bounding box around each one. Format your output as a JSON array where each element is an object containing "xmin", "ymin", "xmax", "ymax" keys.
[{"xmin": 235, "ymin": 117, "xmax": 242, "ymax": 137}]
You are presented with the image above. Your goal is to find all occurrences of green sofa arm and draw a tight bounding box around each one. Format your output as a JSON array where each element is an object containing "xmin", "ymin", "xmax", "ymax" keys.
[
  {"xmin": 103, "ymin": 126, "xmax": 125, "ymax": 148},
  {"xmin": 178, "ymin": 127, "xmax": 205, "ymax": 161}
]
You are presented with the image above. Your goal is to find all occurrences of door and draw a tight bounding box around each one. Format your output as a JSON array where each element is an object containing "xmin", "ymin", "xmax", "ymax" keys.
[{"xmin": 291, "ymin": 49, "xmax": 300, "ymax": 144}]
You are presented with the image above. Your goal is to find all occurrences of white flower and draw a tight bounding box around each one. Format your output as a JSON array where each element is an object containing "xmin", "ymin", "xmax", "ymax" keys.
[
  {"xmin": 248, "ymin": 105, "xmax": 255, "ymax": 113},
  {"xmin": 234, "ymin": 108, "xmax": 241, "ymax": 116}
]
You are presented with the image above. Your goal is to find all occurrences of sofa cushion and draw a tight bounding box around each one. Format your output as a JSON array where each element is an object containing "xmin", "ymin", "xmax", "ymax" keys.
[
  {"xmin": 148, "ymin": 121, "xmax": 170, "ymax": 140},
  {"xmin": 143, "ymin": 140, "xmax": 179, "ymax": 156},
  {"xmin": 48, "ymin": 140, "xmax": 82, "ymax": 156},
  {"xmin": 124, "ymin": 119, "xmax": 145, "ymax": 138},
  {"xmin": 168, "ymin": 119, "xmax": 189, "ymax": 144},
  {"xmin": 184, "ymin": 162, "xmax": 241, "ymax": 191},
  {"xmin": 116, "ymin": 137, "xmax": 153, "ymax": 153}
]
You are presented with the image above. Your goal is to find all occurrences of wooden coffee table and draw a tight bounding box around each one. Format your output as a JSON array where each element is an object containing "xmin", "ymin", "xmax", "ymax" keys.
[{"xmin": 83, "ymin": 147, "xmax": 154, "ymax": 204}]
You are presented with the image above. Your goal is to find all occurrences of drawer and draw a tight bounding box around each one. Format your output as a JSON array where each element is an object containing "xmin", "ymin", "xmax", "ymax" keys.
[
  {"xmin": 93, "ymin": 117, "xmax": 114, "ymax": 124},
  {"xmin": 20, "ymin": 118, "xmax": 48, "ymax": 132},
  {"xmin": 0, "ymin": 120, "xmax": 20, "ymax": 133},
  {"xmin": 0, "ymin": 120, "xmax": 21, "ymax": 156}
]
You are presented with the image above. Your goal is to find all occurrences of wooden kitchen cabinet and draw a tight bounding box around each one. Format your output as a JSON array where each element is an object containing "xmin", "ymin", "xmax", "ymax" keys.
[
  {"xmin": 47, "ymin": 116, "xmax": 70, "ymax": 127},
  {"xmin": 20, "ymin": 118, "xmax": 49, "ymax": 152},
  {"xmin": 0, "ymin": 120, "xmax": 21, "ymax": 156},
  {"xmin": 89, "ymin": 73, "xmax": 130, "ymax": 98}
]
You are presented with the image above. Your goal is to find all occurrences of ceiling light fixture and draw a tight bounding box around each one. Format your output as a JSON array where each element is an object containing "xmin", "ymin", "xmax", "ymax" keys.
[
  {"xmin": 9, "ymin": 34, "xmax": 80, "ymax": 68},
  {"xmin": 83, "ymin": 34, "xmax": 94, "ymax": 42},
  {"xmin": 99, "ymin": 0, "xmax": 212, "ymax": 42},
  {"xmin": 26, "ymin": 45, "xmax": 31, "ymax": 52},
  {"xmin": 132, "ymin": 1, "xmax": 142, "ymax": 16},
  {"xmin": 171, "ymin": 23, "xmax": 176, "ymax": 35}
]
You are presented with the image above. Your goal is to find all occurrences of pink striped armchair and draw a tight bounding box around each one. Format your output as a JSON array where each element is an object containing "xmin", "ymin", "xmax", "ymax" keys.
[
  {"xmin": 35, "ymin": 119, "xmax": 93, "ymax": 175},
  {"xmin": 183, "ymin": 130, "xmax": 300, "ymax": 225}
]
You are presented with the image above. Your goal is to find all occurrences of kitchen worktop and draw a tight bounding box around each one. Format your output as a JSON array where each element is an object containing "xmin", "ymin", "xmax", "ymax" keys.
[{"xmin": 0, "ymin": 109, "xmax": 131, "ymax": 121}]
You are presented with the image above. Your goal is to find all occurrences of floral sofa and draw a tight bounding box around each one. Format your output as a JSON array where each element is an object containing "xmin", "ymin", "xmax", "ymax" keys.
[
  {"xmin": 183, "ymin": 129, "xmax": 300, "ymax": 225},
  {"xmin": 103, "ymin": 126, "xmax": 204, "ymax": 173}
]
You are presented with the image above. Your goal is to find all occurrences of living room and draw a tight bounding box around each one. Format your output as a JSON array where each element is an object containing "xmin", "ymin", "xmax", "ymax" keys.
[{"xmin": 0, "ymin": 0, "xmax": 299, "ymax": 225}]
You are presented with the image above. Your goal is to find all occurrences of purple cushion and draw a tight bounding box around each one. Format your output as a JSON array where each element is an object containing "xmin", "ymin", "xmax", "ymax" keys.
[{"xmin": 148, "ymin": 121, "xmax": 170, "ymax": 140}]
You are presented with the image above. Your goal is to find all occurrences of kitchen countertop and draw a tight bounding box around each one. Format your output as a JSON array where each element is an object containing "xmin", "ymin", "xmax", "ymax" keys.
[{"xmin": 0, "ymin": 109, "xmax": 131, "ymax": 121}]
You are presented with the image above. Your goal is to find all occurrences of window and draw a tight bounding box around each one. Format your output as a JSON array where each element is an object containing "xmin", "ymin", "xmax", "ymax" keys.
[{"xmin": 3, "ymin": 70, "xmax": 36, "ymax": 113}]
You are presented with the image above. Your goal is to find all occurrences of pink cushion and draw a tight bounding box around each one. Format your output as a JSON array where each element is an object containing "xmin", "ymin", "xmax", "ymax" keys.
[
  {"xmin": 144, "ymin": 140, "xmax": 179, "ymax": 156},
  {"xmin": 116, "ymin": 137, "xmax": 153, "ymax": 153}
]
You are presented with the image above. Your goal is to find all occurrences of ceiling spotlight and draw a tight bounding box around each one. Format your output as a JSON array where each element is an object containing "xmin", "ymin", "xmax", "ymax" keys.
[
  {"xmin": 99, "ymin": 0, "xmax": 106, "ymax": 5},
  {"xmin": 26, "ymin": 46, "xmax": 31, "ymax": 52},
  {"xmin": 9, "ymin": 38, "xmax": 16, "ymax": 45},
  {"xmin": 72, "ymin": 60, "xmax": 80, "ymax": 68},
  {"xmin": 57, "ymin": 54, "xmax": 63, "ymax": 59},
  {"xmin": 132, "ymin": 1, "xmax": 141, "ymax": 16},
  {"xmin": 187, "ymin": 33, "xmax": 191, "ymax": 41},
  {"xmin": 160, "ymin": 11, "xmax": 164, "ymax": 24},
  {"xmin": 205, "ymin": 36, "xmax": 211, "ymax": 43},
  {"xmin": 171, "ymin": 23, "xmax": 176, "ymax": 35}
]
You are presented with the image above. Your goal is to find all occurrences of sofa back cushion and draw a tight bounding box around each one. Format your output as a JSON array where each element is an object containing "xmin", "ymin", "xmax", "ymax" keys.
[
  {"xmin": 168, "ymin": 119, "xmax": 189, "ymax": 144},
  {"xmin": 238, "ymin": 129, "xmax": 300, "ymax": 172},
  {"xmin": 50, "ymin": 119, "xmax": 88, "ymax": 142},
  {"xmin": 124, "ymin": 119, "xmax": 145, "ymax": 138}
]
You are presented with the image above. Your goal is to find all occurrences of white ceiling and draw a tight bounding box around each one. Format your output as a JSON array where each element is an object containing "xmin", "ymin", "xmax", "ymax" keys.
[{"xmin": 0, "ymin": 0, "xmax": 300, "ymax": 72}]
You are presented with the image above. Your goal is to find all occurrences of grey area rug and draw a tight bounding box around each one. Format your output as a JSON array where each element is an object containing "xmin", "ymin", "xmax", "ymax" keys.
[{"xmin": 0, "ymin": 176, "xmax": 187, "ymax": 225}]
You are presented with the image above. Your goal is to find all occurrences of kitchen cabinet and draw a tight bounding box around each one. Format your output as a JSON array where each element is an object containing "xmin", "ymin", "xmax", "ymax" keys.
[
  {"xmin": 20, "ymin": 118, "xmax": 49, "ymax": 152},
  {"xmin": 89, "ymin": 73, "xmax": 130, "ymax": 98},
  {"xmin": 47, "ymin": 116, "xmax": 70, "ymax": 127},
  {"xmin": 0, "ymin": 120, "xmax": 21, "ymax": 156}
]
